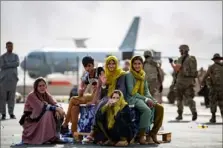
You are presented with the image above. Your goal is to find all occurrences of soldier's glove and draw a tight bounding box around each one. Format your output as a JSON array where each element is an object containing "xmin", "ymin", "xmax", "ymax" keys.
[
  {"xmin": 159, "ymin": 85, "xmax": 163, "ymax": 93},
  {"xmin": 168, "ymin": 58, "xmax": 173, "ymax": 63}
]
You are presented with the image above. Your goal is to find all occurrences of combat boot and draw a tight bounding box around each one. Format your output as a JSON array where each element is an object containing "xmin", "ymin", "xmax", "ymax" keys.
[
  {"xmin": 192, "ymin": 112, "xmax": 197, "ymax": 121},
  {"xmin": 175, "ymin": 112, "xmax": 183, "ymax": 120},
  {"xmin": 209, "ymin": 113, "xmax": 216, "ymax": 123}
]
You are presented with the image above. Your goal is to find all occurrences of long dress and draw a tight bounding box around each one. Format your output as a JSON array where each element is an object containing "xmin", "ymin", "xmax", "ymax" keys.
[
  {"xmin": 21, "ymin": 92, "xmax": 62, "ymax": 144},
  {"xmin": 94, "ymin": 105, "xmax": 134, "ymax": 143},
  {"xmin": 91, "ymin": 75, "xmax": 127, "ymax": 131}
]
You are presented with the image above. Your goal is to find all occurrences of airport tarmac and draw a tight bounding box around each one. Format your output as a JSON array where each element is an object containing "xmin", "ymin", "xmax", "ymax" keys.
[{"xmin": 1, "ymin": 97, "xmax": 222, "ymax": 148}]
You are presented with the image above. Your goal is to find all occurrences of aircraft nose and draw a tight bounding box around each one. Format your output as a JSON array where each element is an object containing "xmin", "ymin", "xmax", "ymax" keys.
[{"xmin": 20, "ymin": 60, "xmax": 25, "ymax": 69}]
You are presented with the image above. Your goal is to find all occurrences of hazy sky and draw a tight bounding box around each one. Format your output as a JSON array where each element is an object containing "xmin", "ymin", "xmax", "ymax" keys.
[{"xmin": 1, "ymin": 1, "xmax": 222, "ymax": 62}]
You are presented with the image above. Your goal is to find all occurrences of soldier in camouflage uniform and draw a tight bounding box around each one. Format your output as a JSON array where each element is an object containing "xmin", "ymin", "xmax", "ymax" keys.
[
  {"xmin": 156, "ymin": 62, "xmax": 165, "ymax": 103},
  {"xmin": 143, "ymin": 50, "xmax": 163, "ymax": 103},
  {"xmin": 169, "ymin": 45, "xmax": 198, "ymax": 121},
  {"xmin": 197, "ymin": 67, "xmax": 210, "ymax": 108},
  {"xmin": 167, "ymin": 60, "xmax": 177, "ymax": 104},
  {"xmin": 201, "ymin": 53, "xmax": 223, "ymax": 123}
]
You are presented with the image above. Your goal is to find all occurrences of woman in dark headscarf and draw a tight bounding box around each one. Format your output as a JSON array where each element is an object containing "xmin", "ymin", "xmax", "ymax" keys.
[{"xmin": 93, "ymin": 90, "xmax": 134, "ymax": 146}]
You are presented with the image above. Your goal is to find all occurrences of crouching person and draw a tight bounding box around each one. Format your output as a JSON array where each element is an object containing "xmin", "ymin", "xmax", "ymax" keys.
[
  {"xmin": 20, "ymin": 77, "xmax": 66, "ymax": 144},
  {"xmin": 94, "ymin": 90, "xmax": 134, "ymax": 146}
]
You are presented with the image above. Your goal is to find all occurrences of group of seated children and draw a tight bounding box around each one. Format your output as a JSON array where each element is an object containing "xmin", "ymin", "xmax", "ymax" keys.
[{"xmin": 20, "ymin": 55, "xmax": 164, "ymax": 146}]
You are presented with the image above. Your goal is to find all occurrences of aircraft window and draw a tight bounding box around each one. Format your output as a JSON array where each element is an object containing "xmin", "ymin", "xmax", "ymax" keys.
[{"xmin": 28, "ymin": 52, "xmax": 43, "ymax": 60}]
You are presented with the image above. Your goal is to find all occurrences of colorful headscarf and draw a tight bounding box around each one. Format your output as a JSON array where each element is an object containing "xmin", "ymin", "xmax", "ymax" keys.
[
  {"xmin": 130, "ymin": 56, "xmax": 145, "ymax": 96},
  {"xmin": 105, "ymin": 56, "xmax": 126, "ymax": 96},
  {"xmin": 101, "ymin": 90, "xmax": 128, "ymax": 129}
]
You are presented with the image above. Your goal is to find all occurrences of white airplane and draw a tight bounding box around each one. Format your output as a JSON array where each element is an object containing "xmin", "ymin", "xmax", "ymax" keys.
[{"xmin": 20, "ymin": 17, "xmax": 141, "ymax": 78}]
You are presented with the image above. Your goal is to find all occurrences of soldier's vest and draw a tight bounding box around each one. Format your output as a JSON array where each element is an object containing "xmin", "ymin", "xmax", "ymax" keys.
[
  {"xmin": 210, "ymin": 63, "xmax": 223, "ymax": 87},
  {"xmin": 144, "ymin": 59, "xmax": 159, "ymax": 82},
  {"xmin": 178, "ymin": 55, "xmax": 198, "ymax": 78}
]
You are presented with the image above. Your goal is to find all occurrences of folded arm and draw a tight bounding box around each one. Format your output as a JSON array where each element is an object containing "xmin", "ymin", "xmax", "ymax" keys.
[{"xmin": 1, "ymin": 54, "xmax": 19, "ymax": 69}]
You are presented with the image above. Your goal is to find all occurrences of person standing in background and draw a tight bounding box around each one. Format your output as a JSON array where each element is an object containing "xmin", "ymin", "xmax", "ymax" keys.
[
  {"xmin": 169, "ymin": 44, "xmax": 198, "ymax": 121},
  {"xmin": 167, "ymin": 60, "xmax": 177, "ymax": 104},
  {"xmin": 0, "ymin": 41, "xmax": 19, "ymax": 120},
  {"xmin": 201, "ymin": 53, "xmax": 223, "ymax": 123},
  {"xmin": 123, "ymin": 59, "xmax": 130, "ymax": 72},
  {"xmin": 156, "ymin": 61, "xmax": 165, "ymax": 103},
  {"xmin": 143, "ymin": 50, "xmax": 163, "ymax": 103},
  {"xmin": 197, "ymin": 67, "xmax": 209, "ymax": 108}
]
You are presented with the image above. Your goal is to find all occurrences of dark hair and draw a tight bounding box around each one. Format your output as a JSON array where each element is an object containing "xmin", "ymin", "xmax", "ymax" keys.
[
  {"xmin": 33, "ymin": 77, "xmax": 50, "ymax": 102},
  {"xmin": 131, "ymin": 56, "xmax": 143, "ymax": 65},
  {"xmin": 82, "ymin": 56, "xmax": 94, "ymax": 67},
  {"xmin": 33, "ymin": 77, "xmax": 47, "ymax": 93},
  {"xmin": 6, "ymin": 41, "xmax": 13, "ymax": 46},
  {"xmin": 110, "ymin": 90, "xmax": 122, "ymax": 98},
  {"xmin": 125, "ymin": 59, "xmax": 130, "ymax": 65}
]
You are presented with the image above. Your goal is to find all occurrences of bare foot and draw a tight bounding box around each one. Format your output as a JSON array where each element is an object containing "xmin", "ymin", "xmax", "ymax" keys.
[
  {"xmin": 139, "ymin": 136, "xmax": 149, "ymax": 145},
  {"xmin": 115, "ymin": 140, "xmax": 128, "ymax": 147},
  {"xmin": 151, "ymin": 134, "xmax": 160, "ymax": 144}
]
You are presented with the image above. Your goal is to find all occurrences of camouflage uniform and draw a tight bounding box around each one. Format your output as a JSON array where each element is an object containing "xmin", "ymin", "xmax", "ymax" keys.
[
  {"xmin": 201, "ymin": 53, "xmax": 223, "ymax": 123},
  {"xmin": 143, "ymin": 50, "xmax": 163, "ymax": 103},
  {"xmin": 167, "ymin": 72, "xmax": 176, "ymax": 104},
  {"xmin": 156, "ymin": 65, "xmax": 164, "ymax": 103},
  {"xmin": 197, "ymin": 68, "xmax": 209, "ymax": 107},
  {"xmin": 174, "ymin": 45, "xmax": 198, "ymax": 121},
  {"xmin": 167, "ymin": 60, "xmax": 177, "ymax": 104}
]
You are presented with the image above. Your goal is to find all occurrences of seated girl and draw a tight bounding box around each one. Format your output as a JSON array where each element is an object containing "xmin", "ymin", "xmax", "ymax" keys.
[
  {"xmin": 84, "ymin": 55, "xmax": 127, "ymax": 142},
  {"xmin": 94, "ymin": 90, "xmax": 134, "ymax": 146},
  {"xmin": 125, "ymin": 56, "xmax": 164, "ymax": 144},
  {"xmin": 61, "ymin": 80, "xmax": 98, "ymax": 136},
  {"xmin": 20, "ymin": 77, "xmax": 66, "ymax": 145}
]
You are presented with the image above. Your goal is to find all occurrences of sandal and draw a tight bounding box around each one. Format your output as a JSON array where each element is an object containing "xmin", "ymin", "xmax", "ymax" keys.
[
  {"xmin": 115, "ymin": 140, "xmax": 129, "ymax": 147},
  {"xmin": 73, "ymin": 132, "xmax": 80, "ymax": 142},
  {"xmin": 146, "ymin": 135, "xmax": 154, "ymax": 144},
  {"xmin": 82, "ymin": 135, "xmax": 94, "ymax": 143}
]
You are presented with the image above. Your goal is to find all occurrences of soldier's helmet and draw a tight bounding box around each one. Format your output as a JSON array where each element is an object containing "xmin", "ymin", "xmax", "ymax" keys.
[
  {"xmin": 179, "ymin": 44, "xmax": 189, "ymax": 52},
  {"xmin": 211, "ymin": 53, "xmax": 223, "ymax": 60},
  {"xmin": 144, "ymin": 50, "xmax": 152, "ymax": 57}
]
